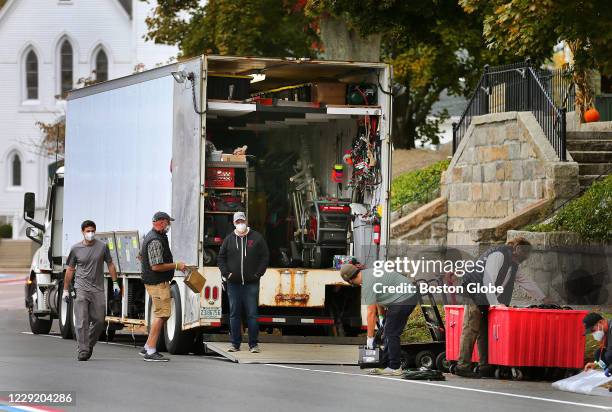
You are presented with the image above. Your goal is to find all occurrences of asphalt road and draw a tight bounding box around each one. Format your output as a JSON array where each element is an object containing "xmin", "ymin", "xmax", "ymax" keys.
[{"xmin": 1, "ymin": 272, "xmax": 611, "ymax": 412}]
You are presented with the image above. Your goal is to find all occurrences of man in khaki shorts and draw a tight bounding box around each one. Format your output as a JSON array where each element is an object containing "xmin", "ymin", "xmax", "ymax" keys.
[{"xmin": 139, "ymin": 211, "xmax": 185, "ymax": 362}]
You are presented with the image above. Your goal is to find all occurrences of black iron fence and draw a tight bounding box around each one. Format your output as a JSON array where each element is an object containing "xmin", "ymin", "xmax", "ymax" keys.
[{"xmin": 452, "ymin": 60, "xmax": 574, "ymax": 161}]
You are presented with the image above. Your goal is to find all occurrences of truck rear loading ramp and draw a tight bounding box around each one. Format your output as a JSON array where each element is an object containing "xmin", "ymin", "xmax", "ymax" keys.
[{"xmin": 204, "ymin": 342, "xmax": 359, "ymax": 365}]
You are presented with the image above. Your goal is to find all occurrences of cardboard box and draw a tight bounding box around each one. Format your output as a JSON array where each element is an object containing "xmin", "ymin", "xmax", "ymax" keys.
[
  {"xmin": 184, "ymin": 267, "xmax": 206, "ymax": 294},
  {"xmin": 221, "ymin": 154, "xmax": 247, "ymax": 162},
  {"xmin": 311, "ymin": 82, "xmax": 346, "ymax": 105}
]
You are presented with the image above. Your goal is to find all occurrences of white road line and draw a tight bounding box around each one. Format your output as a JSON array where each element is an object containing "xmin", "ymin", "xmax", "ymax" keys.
[{"xmin": 266, "ymin": 364, "xmax": 612, "ymax": 411}]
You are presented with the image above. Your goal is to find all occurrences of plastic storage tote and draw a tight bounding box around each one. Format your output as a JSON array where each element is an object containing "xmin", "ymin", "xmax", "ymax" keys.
[
  {"xmin": 445, "ymin": 305, "xmax": 479, "ymax": 362},
  {"xmin": 488, "ymin": 307, "xmax": 588, "ymax": 368}
]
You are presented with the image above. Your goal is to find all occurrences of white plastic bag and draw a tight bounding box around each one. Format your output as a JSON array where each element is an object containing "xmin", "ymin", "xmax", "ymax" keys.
[{"xmin": 552, "ymin": 370, "xmax": 612, "ymax": 396}]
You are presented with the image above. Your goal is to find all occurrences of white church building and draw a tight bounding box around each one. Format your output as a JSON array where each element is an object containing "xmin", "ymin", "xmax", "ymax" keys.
[{"xmin": 0, "ymin": 0, "xmax": 177, "ymax": 238}]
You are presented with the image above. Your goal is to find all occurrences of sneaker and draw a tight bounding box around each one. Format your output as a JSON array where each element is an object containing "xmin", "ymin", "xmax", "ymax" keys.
[
  {"xmin": 368, "ymin": 367, "xmax": 403, "ymax": 376},
  {"xmin": 454, "ymin": 366, "xmax": 480, "ymax": 378},
  {"xmin": 77, "ymin": 351, "xmax": 90, "ymax": 361},
  {"xmin": 249, "ymin": 345, "xmax": 261, "ymax": 353},
  {"xmin": 144, "ymin": 352, "xmax": 169, "ymax": 362},
  {"xmin": 227, "ymin": 346, "xmax": 240, "ymax": 352},
  {"xmin": 139, "ymin": 348, "xmax": 147, "ymax": 357}
]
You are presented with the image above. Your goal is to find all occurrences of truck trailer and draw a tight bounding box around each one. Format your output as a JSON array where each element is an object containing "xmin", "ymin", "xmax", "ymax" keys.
[{"xmin": 23, "ymin": 55, "xmax": 393, "ymax": 355}]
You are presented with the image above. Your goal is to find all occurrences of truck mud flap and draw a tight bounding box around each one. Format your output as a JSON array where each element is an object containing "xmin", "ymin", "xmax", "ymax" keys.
[{"xmin": 204, "ymin": 342, "xmax": 359, "ymax": 365}]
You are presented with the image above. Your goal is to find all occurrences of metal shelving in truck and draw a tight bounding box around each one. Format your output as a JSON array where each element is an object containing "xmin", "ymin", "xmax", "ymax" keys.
[{"xmin": 22, "ymin": 55, "xmax": 393, "ymax": 360}]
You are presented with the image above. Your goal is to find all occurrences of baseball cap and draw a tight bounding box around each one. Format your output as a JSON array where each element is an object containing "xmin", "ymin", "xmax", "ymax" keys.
[
  {"xmin": 340, "ymin": 264, "xmax": 360, "ymax": 282},
  {"xmin": 583, "ymin": 312, "xmax": 604, "ymax": 335},
  {"xmin": 152, "ymin": 211, "xmax": 175, "ymax": 222},
  {"xmin": 233, "ymin": 211, "xmax": 246, "ymax": 223}
]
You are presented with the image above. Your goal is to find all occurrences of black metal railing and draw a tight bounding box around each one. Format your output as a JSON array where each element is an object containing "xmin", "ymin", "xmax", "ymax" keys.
[{"xmin": 452, "ymin": 60, "xmax": 573, "ymax": 161}]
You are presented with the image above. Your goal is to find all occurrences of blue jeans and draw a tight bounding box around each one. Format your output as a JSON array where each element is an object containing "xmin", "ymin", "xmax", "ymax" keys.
[{"xmin": 227, "ymin": 281, "xmax": 260, "ymax": 348}]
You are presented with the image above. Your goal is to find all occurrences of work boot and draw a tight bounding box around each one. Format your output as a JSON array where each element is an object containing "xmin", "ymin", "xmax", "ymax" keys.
[
  {"xmin": 77, "ymin": 351, "xmax": 90, "ymax": 361},
  {"xmin": 454, "ymin": 366, "xmax": 480, "ymax": 378},
  {"xmin": 478, "ymin": 364, "xmax": 496, "ymax": 378}
]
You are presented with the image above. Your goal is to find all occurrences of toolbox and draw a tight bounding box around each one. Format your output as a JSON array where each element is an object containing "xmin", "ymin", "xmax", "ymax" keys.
[{"xmin": 205, "ymin": 167, "xmax": 235, "ymax": 188}]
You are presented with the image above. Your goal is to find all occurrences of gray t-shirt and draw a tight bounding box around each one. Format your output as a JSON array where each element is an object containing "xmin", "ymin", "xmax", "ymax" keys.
[
  {"xmin": 361, "ymin": 268, "xmax": 416, "ymax": 306},
  {"xmin": 66, "ymin": 239, "xmax": 112, "ymax": 292}
]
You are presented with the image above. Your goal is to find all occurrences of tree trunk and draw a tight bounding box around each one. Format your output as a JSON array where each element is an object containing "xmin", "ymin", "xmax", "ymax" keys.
[
  {"xmin": 319, "ymin": 17, "xmax": 381, "ymax": 62},
  {"xmin": 568, "ymin": 40, "xmax": 594, "ymax": 122}
]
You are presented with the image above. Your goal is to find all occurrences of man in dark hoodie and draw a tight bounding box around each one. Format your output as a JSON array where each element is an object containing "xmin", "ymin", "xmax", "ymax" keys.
[{"xmin": 217, "ymin": 211, "xmax": 269, "ymax": 353}]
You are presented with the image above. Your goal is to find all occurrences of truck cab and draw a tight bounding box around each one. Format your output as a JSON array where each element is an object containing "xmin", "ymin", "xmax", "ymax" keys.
[{"xmin": 23, "ymin": 164, "xmax": 67, "ymax": 335}]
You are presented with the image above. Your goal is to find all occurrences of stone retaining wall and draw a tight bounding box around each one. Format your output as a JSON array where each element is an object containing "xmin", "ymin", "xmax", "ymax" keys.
[{"xmin": 442, "ymin": 112, "xmax": 580, "ymax": 245}]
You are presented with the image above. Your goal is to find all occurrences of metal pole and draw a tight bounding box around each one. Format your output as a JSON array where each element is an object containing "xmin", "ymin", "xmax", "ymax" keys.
[
  {"xmin": 560, "ymin": 107, "xmax": 567, "ymax": 161},
  {"xmin": 452, "ymin": 122, "xmax": 457, "ymax": 154},
  {"xmin": 482, "ymin": 64, "xmax": 490, "ymax": 115},
  {"xmin": 525, "ymin": 58, "xmax": 532, "ymax": 111}
]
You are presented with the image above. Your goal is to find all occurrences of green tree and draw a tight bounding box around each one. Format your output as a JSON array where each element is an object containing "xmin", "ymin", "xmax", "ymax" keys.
[
  {"xmin": 460, "ymin": 0, "xmax": 612, "ymax": 119},
  {"xmin": 307, "ymin": 0, "xmax": 496, "ymax": 148},
  {"xmin": 142, "ymin": 0, "xmax": 318, "ymax": 58}
]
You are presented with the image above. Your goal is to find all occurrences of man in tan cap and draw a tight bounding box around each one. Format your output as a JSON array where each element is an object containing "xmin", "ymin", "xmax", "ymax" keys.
[{"xmin": 340, "ymin": 263, "xmax": 417, "ymax": 376}]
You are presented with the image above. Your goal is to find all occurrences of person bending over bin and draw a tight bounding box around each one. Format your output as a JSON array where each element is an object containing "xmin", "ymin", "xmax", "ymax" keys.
[
  {"xmin": 140, "ymin": 212, "xmax": 186, "ymax": 362},
  {"xmin": 583, "ymin": 312, "xmax": 612, "ymax": 372},
  {"xmin": 340, "ymin": 263, "xmax": 417, "ymax": 376},
  {"xmin": 218, "ymin": 211, "xmax": 269, "ymax": 354},
  {"xmin": 63, "ymin": 220, "xmax": 119, "ymax": 361},
  {"xmin": 456, "ymin": 237, "xmax": 550, "ymax": 378}
]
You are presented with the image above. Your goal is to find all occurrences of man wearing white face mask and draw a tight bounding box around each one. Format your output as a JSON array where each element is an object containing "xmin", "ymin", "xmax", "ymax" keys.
[
  {"xmin": 63, "ymin": 220, "xmax": 119, "ymax": 361},
  {"xmin": 583, "ymin": 312, "xmax": 612, "ymax": 371},
  {"xmin": 217, "ymin": 211, "xmax": 269, "ymax": 353}
]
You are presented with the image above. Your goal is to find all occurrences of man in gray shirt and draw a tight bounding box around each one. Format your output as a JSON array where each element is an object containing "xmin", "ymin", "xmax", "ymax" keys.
[
  {"xmin": 341, "ymin": 264, "xmax": 417, "ymax": 376},
  {"xmin": 63, "ymin": 220, "xmax": 119, "ymax": 361}
]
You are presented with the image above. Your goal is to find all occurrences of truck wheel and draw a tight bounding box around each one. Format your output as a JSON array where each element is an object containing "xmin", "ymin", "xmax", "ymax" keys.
[
  {"xmin": 58, "ymin": 295, "xmax": 73, "ymax": 339},
  {"xmin": 415, "ymin": 350, "xmax": 436, "ymax": 369},
  {"xmin": 435, "ymin": 352, "xmax": 450, "ymax": 372},
  {"xmin": 147, "ymin": 297, "xmax": 167, "ymax": 352},
  {"xmin": 163, "ymin": 283, "xmax": 193, "ymax": 354},
  {"xmin": 28, "ymin": 312, "xmax": 52, "ymax": 335}
]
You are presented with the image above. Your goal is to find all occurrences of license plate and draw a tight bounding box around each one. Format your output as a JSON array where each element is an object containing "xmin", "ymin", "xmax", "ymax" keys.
[{"xmin": 200, "ymin": 307, "xmax": 221, "ymax": 319}]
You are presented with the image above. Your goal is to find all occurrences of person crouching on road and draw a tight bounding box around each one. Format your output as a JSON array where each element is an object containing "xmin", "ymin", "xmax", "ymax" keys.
[
  {"xmin": 456, "ymin": 237, "xmax": 550, "ymax": 378},
  {"xmin": 63, "ymin": 220, "xmax": 119, "ymax": 361},
  {"xmin": 583, "ymin": 313, "xmax": 612, "ymax": 372},
  {"xmin": 140, "ymin": 211, "xmax": 186, "ymax": 362},
  {"xmin": 340, "ymin": 263, "xmax": 417, "ymax": 376},
  {"xmin": 217, "ymin": 212, "xmax": 269, "ymax": 354}
]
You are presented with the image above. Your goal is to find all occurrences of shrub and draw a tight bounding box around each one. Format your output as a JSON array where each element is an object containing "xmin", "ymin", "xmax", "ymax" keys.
[
  {"xmin": 391, "ymin": 159, "xmax": 450, "ymax": 211},
  {"xmin": 527, "ymin": 175, "xmax": 612, "ymax": 242},
  {"xmin": 0, "ymin": 224, "xmax": 12, "ymax": 239}
]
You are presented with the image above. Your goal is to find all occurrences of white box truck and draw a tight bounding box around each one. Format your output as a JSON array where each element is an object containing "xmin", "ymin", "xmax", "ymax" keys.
[{"xmin": 22, "ymin": 55, "xmax": 393, "ymax": 355}]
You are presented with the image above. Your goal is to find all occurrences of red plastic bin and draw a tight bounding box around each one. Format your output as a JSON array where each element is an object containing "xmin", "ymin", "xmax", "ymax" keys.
[
  {"xmin": 488, "ymin": 307, "xmax": 588, "ymax": 368},
  {"xmin": 445, "ymin": 305, "xmax": 479, "ymax": 362}
]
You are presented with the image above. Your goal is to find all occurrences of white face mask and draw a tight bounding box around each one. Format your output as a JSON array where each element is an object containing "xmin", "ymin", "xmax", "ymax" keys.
[
  {"xmin": 84, "ymin": 232, "xmax": 95, "ymax": 241},
  {"xmin": 593, "ymin": 330, "xmax": 605, "ymax": 341},
  {"xmin": 235, "ymin": 223, "xmax": 247, "ymax": 233}
]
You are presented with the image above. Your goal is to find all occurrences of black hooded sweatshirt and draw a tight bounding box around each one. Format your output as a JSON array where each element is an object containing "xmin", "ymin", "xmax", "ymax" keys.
[{"xmin": 217, "ymin": 228, "xmax": 269, "ymax": 284}]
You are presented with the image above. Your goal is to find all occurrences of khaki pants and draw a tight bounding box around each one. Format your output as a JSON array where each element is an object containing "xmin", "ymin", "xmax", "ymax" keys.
[
  {"xmin": 74, "ymin": 290, "xmax": 106, "ymax": 353},
  {"xmin": 458, "ymin": 304, "xmax": 489, "ymax": 368}
]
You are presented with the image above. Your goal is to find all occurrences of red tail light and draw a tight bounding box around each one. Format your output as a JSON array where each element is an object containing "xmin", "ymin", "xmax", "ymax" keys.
[
  {"xmin": 212, "ymin": 286, "xmax": 219, "ymax": 301},
  {"xmin": 204, "ymin": 286, "xmax": 211, "ymax": 300}
]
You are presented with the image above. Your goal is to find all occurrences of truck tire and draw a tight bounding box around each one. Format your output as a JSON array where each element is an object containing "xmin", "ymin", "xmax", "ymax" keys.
[
  {"xmin": 435, "ymin": 351, "xmax": 450, "ymax": 372},
  {"xmin": 415, "ymin": 350, "xmax": 436, "ymax": 369},
  {"xmin": 163, "ymin": 283, "xmax": 193, "ymax": 354},
  {"xmin": 28, "ymin": 312, "xmax": 52, "ymax": 335},
  {"xmin": 58, "ymin": 295, "xmax": 74, "ymax": 339},
  {"xmin": 147, "ymin": 297, "xmax": 167, "ymax": 352}
]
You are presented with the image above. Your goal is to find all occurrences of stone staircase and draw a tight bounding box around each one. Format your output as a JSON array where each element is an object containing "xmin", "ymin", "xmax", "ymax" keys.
[
  {"xmin": 0, "ymin": 240, "xmax": 34, "ymax": 269},
  {"xmin": 566, "ymin": 130, "xmax": 612, "ymax": 190}
]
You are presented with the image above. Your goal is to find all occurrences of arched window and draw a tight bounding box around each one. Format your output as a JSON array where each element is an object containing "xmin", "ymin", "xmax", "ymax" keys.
[
  {"xmin": 10, "ymin": 152, "xmax": 22, "ymax": 187},
  {"xmin": 95, "ymin": 49, "xmax": 108, "ymax": 82},
  {"xmin": 60, "ymin": 40, "xmax": 73, "ymax": 94},
  {"xmin": 25, "ymin": 50, "xmax": 38, "ymax": 100}
]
